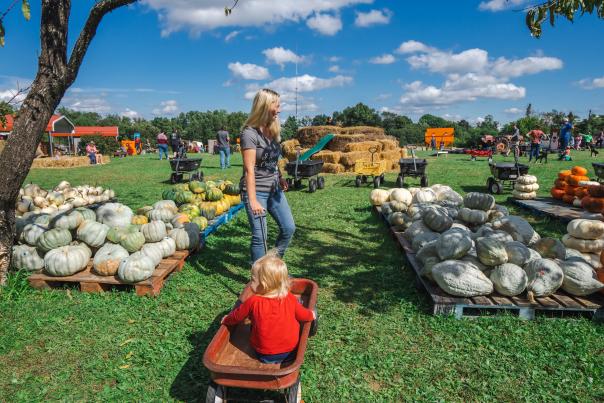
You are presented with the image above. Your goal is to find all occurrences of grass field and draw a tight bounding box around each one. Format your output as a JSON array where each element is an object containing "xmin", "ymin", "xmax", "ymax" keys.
[{"xmin": 1, "ymin": 150, "xmax": 603, "ymax": 402}]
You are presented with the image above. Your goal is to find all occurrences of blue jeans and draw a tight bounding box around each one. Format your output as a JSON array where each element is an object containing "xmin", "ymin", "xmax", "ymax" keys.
[
  {"xmin": 559, "ymin": 135, "xmax": 570, "ymax": 159},
  {"xmin": 242, "ymin": 189, "xmax": 295, "ymax": 263},
  {"xmin": 158, "ymin": 144, "xmax": 168, "ymax": 160},
  {"xmin": 529, "ymin": 143, "xmax": 540, "ymax": 161},
  {"xmin": 256, "ymin": 350, "xmax": 296, "ymax": 364},
  {"xmin": 88, "ymin": 152, "xmax": 96, "ymax": 164},
  {"xmin": 219, "ymin": 146, "xmax": 231, "ymax": 169}
]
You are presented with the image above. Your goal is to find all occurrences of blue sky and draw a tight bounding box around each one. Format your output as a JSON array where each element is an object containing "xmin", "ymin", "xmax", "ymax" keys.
[{"xmin": 1, "ymin": 0, "xmax": 603, "ymax": 125}]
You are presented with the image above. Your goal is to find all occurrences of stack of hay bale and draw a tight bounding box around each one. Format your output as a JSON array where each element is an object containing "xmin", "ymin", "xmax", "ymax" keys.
[{"xmin": 281, "ymin": 126, "xmax": 407, "ymax": 174}]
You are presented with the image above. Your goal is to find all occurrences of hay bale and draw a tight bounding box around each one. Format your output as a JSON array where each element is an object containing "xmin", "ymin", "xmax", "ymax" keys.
[
  {"xmin": 400, "ymin": 148, "xmax": 408, "ymax": 158},
  {"xmin": 296, "ymin": 126, "xmax": 341, "ymax": 147},
  {"xmin": 380, "ymin": 150, "xmax": 401, "ymax": 161},
  {"xmin": 282, "ymin": 139, "xmax": 300, "ymax": 161},
  {"xmin": 311, "ymin": 150, "xmax": 341, "ymax": 164},
  {"xmin": 278, "ymin": 158, "xmax": 289, "ymax": 175},
  {"xmin": 344, "ymin": 141, "xmax": 383, "ymax": 153},
  {"xmin": 378, "ymin": 139, "xmax": 398, "ymax": 151},
  {"xmin": 339, "ymin": 126, "xmax": 385, "ymax": 136},
  {"xmin": 322, "ymin": 163, "xmax": 345, "ymax": 174},
  {"xmin": 326, "ymin": 134, "xmax": 366, "ymax": 152},
  {"xmin": 340, "ymin": 151, "xmax": 372, "ymax": 167},
  {"xmin": 31, "ymin": 155, "xmax": 111, "ymax": 169}
]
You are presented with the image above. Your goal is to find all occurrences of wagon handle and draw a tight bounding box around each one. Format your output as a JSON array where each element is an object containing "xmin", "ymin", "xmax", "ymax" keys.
[
  {"xmin": 369, "ymin": 145, "xmax": 378, "ymax": 163},
  {"xmin": 294, "ymin": 146, "xmax": 302, "ymax": 180}
]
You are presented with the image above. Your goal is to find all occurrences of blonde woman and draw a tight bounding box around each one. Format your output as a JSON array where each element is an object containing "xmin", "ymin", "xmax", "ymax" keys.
[{"xmin": 240, "ymin": 88, "xmax": 295, "ymax": 263}]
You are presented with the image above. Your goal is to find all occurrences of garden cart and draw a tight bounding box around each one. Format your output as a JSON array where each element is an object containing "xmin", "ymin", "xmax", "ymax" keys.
[
  {"xmin": 354, "ymin": 146, "xmax": 388, "ymax": 188},
  {"xmin": 486, "ymin": 151, "xmax": 529, "ymax": 194},
  {"xmin": 593, "ymin": 162, "xmax": 604, "ymax": 183},
  {"xmin": 202, "ymin": 278, "xmax": 318, "ymax": 403},
  {"xmin": 168, "ymin": 144, "xmax": 203, "ymax": 184},
  {"xmin": 396, "ymin": 148, "xmax": 428, "ymax": 187},
  {"xmin": 285, "ymin": 142, "xmax": 329, "ymax": 193}
]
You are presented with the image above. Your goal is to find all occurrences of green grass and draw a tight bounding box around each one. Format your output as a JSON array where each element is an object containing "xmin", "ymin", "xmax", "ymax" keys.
[{"xmin": 1, "ymin": 151, "xmax": 604, "ymax": 402}]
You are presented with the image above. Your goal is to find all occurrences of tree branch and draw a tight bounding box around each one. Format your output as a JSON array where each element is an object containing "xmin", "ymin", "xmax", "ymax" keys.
[{"xmin": 66, "ymin": 0, "xmax": 137, "ymax": 85}]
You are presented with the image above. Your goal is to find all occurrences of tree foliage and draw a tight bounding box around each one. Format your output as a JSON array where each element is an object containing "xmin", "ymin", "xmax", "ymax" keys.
[{"xmin": 526, "ymin": 0, "xmax": 604, "ymax": 37}]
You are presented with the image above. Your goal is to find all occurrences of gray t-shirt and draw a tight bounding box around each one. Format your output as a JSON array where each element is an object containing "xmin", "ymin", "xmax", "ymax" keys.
[
  {"xmin": 239, "ymin": 126, "xmax": 281, "ymax": 193},
  {"xmin": 216, "ymin": 130, "xmax": 230, "ymax": 148}
]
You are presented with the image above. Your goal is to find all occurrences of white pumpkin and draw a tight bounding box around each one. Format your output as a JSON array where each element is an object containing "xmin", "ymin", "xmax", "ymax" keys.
[
  {"xmin": 412, "ymin": 188, "xmax": 437, "ymax": 204},
  {"xmin": 514, "ymin": 183, "xmax": 539, "ymax": 193},
  {"xmin": 76, "ymin": 220, "xmax": 110, "ymax": 248},
  {"xmin": 432, "ymin": 260, "xmax": 494, "ymax": 297},
  {"xmin": 148, "ymin": 208, "xmax": 176, "ymax": 223},
  {"xmin": 141, "ymin": 220, "xmax": 168, "ymax": 243},
  {"xmin": 93, "ymin": 243, "xmax": 129, "ymax": 276},
  {"xmin": 153, "ymin": 200, "xmax": 178, "ymax": 213},
  {"xmin": 559, "ymin": 260, "xmax": 604, "ymax": 296},
  {"xmin": 489, "ymin": 263, "xmax": 527, "ymax": 296},
  {"xmin": 44, "ymin": 243, "xmax": 91, "ymax": 277},
  {"xmin": 11, "ymin": 244, "xmax": 44, "ymax": 271},
  {"xmin": 169, "ymin": 224, "xmax": 200, "ymax": 251},
  {"xmin": 22, "ymin": 223, "xmax": 47, "ymax": 246},
  {"xmin": 524, "ymin": 258, "xmax": 564, "ymax": 302},
  {"xmin": 140, "ymin": 243, "xmax": 163, "ymax": 267},
  {"xmin": 117, "ymin": 252, "xmax": 156, "ymax": 283},
  {"xmin": 370, "ymin": 189, "xmax": 390, "ymax": 206},
  {"xmin": 52, "ymin": 211, "xmax": 84, "ymax": 230},
  {"xmin": 572, "ymin": 198, "xmax": 582, "ymax": 208},
  {"xmin": 156, "ymin": 237, "xmax": 176, "ymax": 258},
  {"xmin": 566, "ymin": 219, "xmax": 604, "ymax": 240},
  {"xmin": 561, "ymin": 234, "xmax": 604, "ymax": 254},
  {"xmin": 516, "ymin": 175, "xmax": 537, "ymax": 185},
  {"xmin": 512, "ymin": 190, "xmax": 536, "ymax": 200},
  {"xmin": 388, "ymin": 188, "xmax": 412, "ymax": 205},
  {"xmin": 96, "ymin": 203, "xmax": 133, "ymax": 228}
]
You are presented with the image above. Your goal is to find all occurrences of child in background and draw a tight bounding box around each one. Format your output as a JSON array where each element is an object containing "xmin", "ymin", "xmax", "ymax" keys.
[
  {"xmin": 563, "ymin": 146, "xmax": 572, "ymax": 161},
  {"xmin": 221, "ymin": 253, "xmax": 315, "ymax": 364}
]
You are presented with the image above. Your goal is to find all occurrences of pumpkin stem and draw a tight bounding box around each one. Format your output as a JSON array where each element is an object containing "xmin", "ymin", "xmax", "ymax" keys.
[{"xmin": 527, "ymin": 290, "xmax": 536, "ymax": 304}]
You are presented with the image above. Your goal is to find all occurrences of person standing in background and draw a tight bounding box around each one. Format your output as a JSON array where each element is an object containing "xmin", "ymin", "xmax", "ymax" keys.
[
  {"xmin": 526, "ymin": 126, "xmax": 544, "ymax": 163},
  {"xmin": 216, "ymin": 126, "xmax": 231, "ymax": 169},
  {"xmin": 156, "ymin": 132, "xmax": 169, "ymax": 160},
  {"xmin": 559, "ymin": 117, "xmax": 573, "ymax": 159},
  {"xmin": 170, "ymin": 130, "xmax": 181, "ymax": 157}
]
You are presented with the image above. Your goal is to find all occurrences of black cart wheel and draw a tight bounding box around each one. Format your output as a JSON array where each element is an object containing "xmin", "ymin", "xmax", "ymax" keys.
[
  {"xmin": 309, "ymin": 178, "xmax": 317, "ymax": 193},
  {"xmin": 317, "ymin": 176, "xmax": 325, "ymax": 189},
  {"xmin": 191, "ymin": 171, "xmax": 203, "ymax": 181},
  {"xmin": 396, "ymin": 175, "xmax": 404, "ymax": 188},
  {"xmin": 420, "ymin": 175, "xmax": 428, "ymax": 187},
  {"xmin": 294, "ymin": 179, "xmax": 303, "ymax": 189},
  {"xmin": 488, "ymin": 178, "xmax": 502, "ymax": 194},
  {"xmin": 486, "ymin": 177, "xmax": 494, "ymax": 193},
  {"xmin": 361, "ymin": 175, "xmax": 368, "ymax": 183},
  {"xmin": 170, "ymin": 173, "xmax": 182, "ymax": 184},
  {"xmin": 355, "ymin": 176, "xmax": 362, "ymax": 187},
  {"xmin": 286, "ymin": 178, "xmax": 293, "ymax": 189},
  {"xmin": 380, "ymin": 173, "xmax": 385, "ymax": 182},
  {"xmin": 286, "ymin": 377, "xmax": 302, "ymax": 403},
  {"xmin": 373, "ymin": 176, "xmax": 381, "ymax": 188},
  {"xmin": 205, "ymin": 381, "xmax": 226, "ymax": 403}
]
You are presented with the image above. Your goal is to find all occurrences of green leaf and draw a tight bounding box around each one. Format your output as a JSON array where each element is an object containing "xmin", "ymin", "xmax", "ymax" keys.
[
  {"xmin": 22, "ymin": 0, "xmax": 31, "ymax": 21},
  {"xmin": 0, "ymin": 21, "xmax": 4, "ymax": 47}
]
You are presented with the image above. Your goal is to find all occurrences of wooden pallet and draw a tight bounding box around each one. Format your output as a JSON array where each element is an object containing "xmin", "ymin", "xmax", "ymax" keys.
[
  {"xmin": 28, "ymin": 250, "xmax": 189, "ymax": 297},
  {"xmin": 509, "ymin": 197, "xmax": 603, "ymax": 223},
  {"xmin": 373, "ymin": 206, "xmax": 604, "ymax": 320}
]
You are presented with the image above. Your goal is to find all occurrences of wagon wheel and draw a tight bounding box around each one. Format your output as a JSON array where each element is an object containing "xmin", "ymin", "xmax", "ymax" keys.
[
  {"xmin": 170, "ymin": 173, "xmax": 181, "ymax": 184},
  {"xmin": 294, "ymin": 179, "xmax": 303, "ymax": 189},
  {"xmin": 286, "ymin": 376, "xmax": 302, "ymax": 403},
  {"xmin": 355, "ymin": 176, "xmax": 362, "ymax": 187},
  {"xmin": 308, "ymin": 178, "xmax": 317, "ymax": 193},
  {"xmin": 396, "ymin": 175, "xmax": 404, "ymax": 188},
  {"xmin": 361, "ymin": 175, "xmax": 368, "ymax": 183},
  {"xmin": 420, "ymin": 175, "xmax": 428, "ymax": 187},
  {"xmin": 286, "ymin": 178, "xmax": 293, "ymax": 189},
  {"xmin": 373, "ymin": 176, "xmax": 381, "ymax": 188},
  {"xmin": 205, "ymin": 381, "xmax": 226, "ymax": 403},
  {"xmin": 317, "ymin": 176, "xmax": 325, "ymax": 189}
]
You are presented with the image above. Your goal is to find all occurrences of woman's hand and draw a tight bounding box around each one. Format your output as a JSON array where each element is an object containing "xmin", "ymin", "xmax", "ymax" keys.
[
  {"xmin": 279, "ymin": 177, "xmax": 288, "ymax": 191},
  {"xmin": 249, "ymin": 199, "xmax": 265, "ymax": 216}
]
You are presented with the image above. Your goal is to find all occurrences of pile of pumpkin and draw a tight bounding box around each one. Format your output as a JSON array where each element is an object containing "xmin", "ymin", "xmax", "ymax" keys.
[
  {"xmin": 146, "ymin": 179, "xmax": 242, "ymax": 230},
  {"xmin": 370, "ymin": 186, "xmax": 604, "ymax": 300},
  {"xmin": 12, "ymin": 201, "xmax": 200, "ymax": 284},
  {"xmin": 550, "ymin": 166, "xmax": 604, "ymax": 213},
  {"xmin": 15, "ymin": 181, "xmax": 115, "ymax": 217},
  {"xmin": 512, "ymin": 175, "xmax": 539, "ymax": 200}
]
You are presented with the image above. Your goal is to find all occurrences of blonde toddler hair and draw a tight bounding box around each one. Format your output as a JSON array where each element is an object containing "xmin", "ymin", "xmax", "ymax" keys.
[
  {"xmin": 244, "ymin": 88, "xmax": 281, "ymax": 142},
  {"xmin": 250, "ymin": 251, "xmax": 290, "ymax": 298}
]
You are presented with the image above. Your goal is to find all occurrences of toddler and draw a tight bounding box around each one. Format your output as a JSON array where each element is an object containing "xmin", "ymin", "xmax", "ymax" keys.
[
  {"xmin": 221, "ymin": 254, "xmax": 315, "ymax": 364},
  {"xmin": 563, "ymin": 146, "xmax": 572, "ymax": 161}
]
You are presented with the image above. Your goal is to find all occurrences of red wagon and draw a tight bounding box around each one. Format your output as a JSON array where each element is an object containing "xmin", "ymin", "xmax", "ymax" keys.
[
  {"xmin": 203, "ymin": 278, "xmax": 319, "ymax": 402},
  {"xmin": 465, "ymin": 148, "xmax": 493, "ymax": 161}
]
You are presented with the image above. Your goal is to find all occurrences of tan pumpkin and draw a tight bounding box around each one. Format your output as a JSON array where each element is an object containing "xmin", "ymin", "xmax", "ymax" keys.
[{"xmin": 93, "ymin": 243, "xmax": 129, "ymax": 276}]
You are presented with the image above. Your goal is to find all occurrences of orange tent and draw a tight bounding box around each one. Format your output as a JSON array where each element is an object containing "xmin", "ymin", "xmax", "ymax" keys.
[{"xmin": 425, "ymin": 128, "xmax": 455, "ymax": 147}]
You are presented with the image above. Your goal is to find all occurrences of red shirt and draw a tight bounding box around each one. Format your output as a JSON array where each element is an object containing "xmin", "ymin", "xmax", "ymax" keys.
[
  {"xmin": 222, "ymin": 292, "xmax": 314, "ymax": 355},
  {"xmin": 528, "ymin": 129, "xmax": 544, "ymax": 144}
]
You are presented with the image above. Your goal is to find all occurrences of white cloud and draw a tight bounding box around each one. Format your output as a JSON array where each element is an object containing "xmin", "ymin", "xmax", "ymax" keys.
[
  {"xmin": 354, "ymin": 9, "xmax": 392, "ymax": 27},
  {"xmin": 228, "ymin": 62, "xmax": 270, "ymax": 80},
  {"xmin": 0, "ymin": 88, "xmax": 27, "ymax": 104},
  {"xmin": 225, "ymin": 30, "xmax": 241, "ymax": 42},
  {"xmin": 328, "ymin": 56, "xmax": 341, "ymax": 63},
  {"xmin": 478, "ymin": 0, "xmax": 527, "ymax": 12},
  {"xmin": 369, "ymin": 54, "xmax": 396, "ymax": 64},
  {"xmin": 328, "ymin": 65, "xmax": 341, "ymax": 73},
  {"xmin": 578, "ymin": 77, "xmax": 604, "ymax": 89},
  {"xmin": 267, "ymin": 74, "xmax": 352, "ymax": 93},
  {"xmin": 62, "ymin": 96, "xmax": 111, "ymax": 113},
  {"xmin": 407, "ymin": 48, "xmax": 489, "ymax": 74},
  {"xmin": 121, "ymin": 108, "xmax": 140, "ymax": 119},
  {"xmin": 306, "ymin": 13, "xmax": 342, "ymax": 36},
  {"xmin": 376, "ymin": 93, "xmax": 391, "ymax": 101},
  {"xmin": 143, "ymin": 0, "xmax": 370, "ymax": 36},
  {"xmin": 153, "ymin": 99, "xmax": 179, "ymax": 115},
  {"xmin": 504, "ymin": 107, "xmax": 523, "ymax": 114},
  {"xmin": 492, "ymin": 56, "xmax": 563, "ymax": 77},
  {"xmin": 263, "ymin": 47, "xmax": 304, "ymax": 68},
  {"xmin": 395, "ymin": 40, "xmax": 435, "ymax": 54}
]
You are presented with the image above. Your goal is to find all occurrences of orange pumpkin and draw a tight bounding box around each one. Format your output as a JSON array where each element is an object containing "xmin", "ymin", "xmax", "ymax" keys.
[
  {"xmin": 581, "ymin": 196, "xmax": 604, "ymax": 213},
  {"xmin": 554, "ymin": 179, "xmax": 567, "ymax": 189},
  {"xmin": 575, "ymin": 187, "xmax": 588, "ymax": 199},
  {"xmin": 550, "ymin": 188, "xmax": 565, "ymax": 200},
  {"xmin": 571, "ymin": 166, "xmax": 588, "ymax": 176},
  {"xmin": 558, "ymin": 170, "xmax": 572, "ymax": 179},
  {"xmin": 562, "ymin": 194, "xmax": 575, "ymax": 204},
  {"xmin": 567, "ymin": 175, "xmax": 590, "ymax": 186},
  {"xmin": 588, "ymin": 185, "xmax": 604, "ymax": 198},
  {"xmin": 597, "ymin": 269, "xmax": 604, "ymax": 295},
  {"xmin": 565, "ymin": 185, "xmax": 579, "ymax": 196}
]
